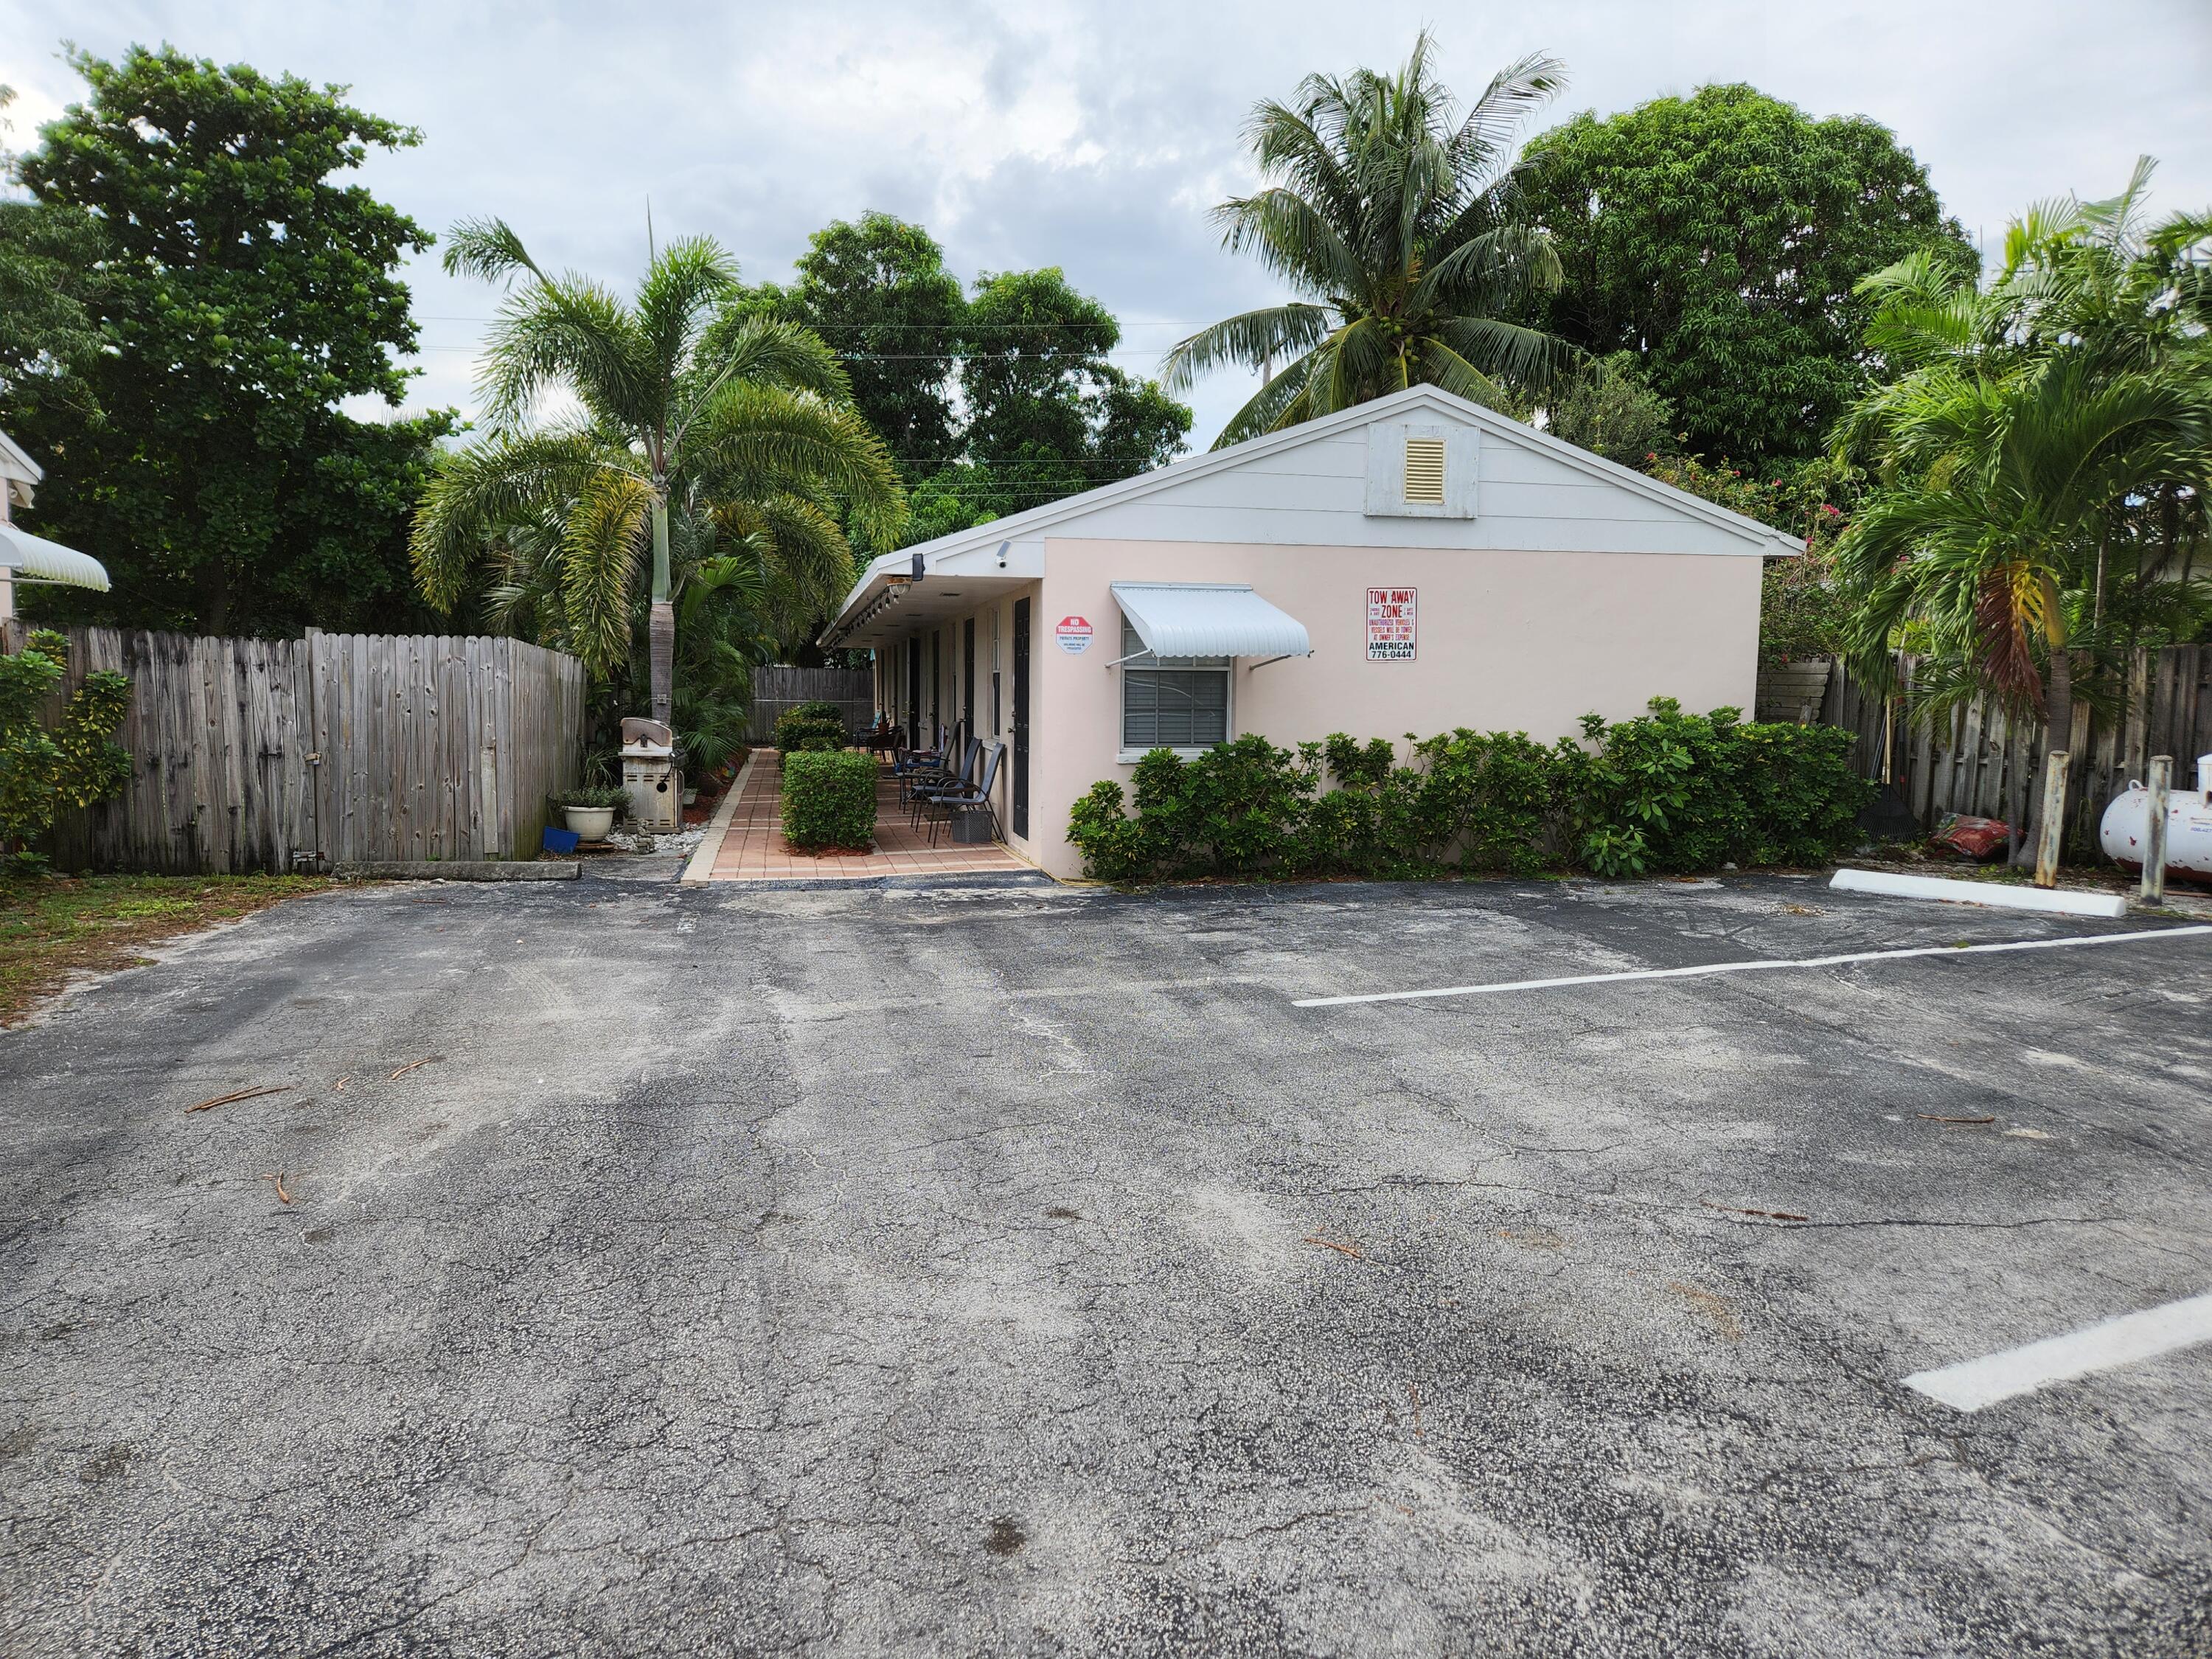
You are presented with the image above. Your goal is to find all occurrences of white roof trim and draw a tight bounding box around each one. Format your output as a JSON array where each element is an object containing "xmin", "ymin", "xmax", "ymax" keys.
[
  {"xmin": 1111, "ymin": 582, "xmax": 1312, "ymax": 660},
  {"xmin": 0, "ymin": 431, "xmax": 43, "ymax": 488},
  {"xmin": 0, "ymin": 522, "xmax": 110, "ymax": 591},
  {"xmin": 827, "ymin": 385, "xmax": 1805, "ymax": 634}
]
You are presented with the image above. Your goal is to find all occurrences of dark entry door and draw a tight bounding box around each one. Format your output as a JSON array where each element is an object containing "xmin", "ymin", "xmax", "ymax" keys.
[
  {"xmin": 962, "ymin": 618, "xmax": 975, "ymax": 734},
  {"xmin": 1011, "ymin": 598, "xmax": 1031, "ymax": 838},
  {"xmin": 905, "ymin": 638, "xmax": 919, "ymax": 748}
]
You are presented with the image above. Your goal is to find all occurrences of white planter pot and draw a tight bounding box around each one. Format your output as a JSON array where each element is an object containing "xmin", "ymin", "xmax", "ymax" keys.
[{"xmin": 564, "ymin": 805, "xmax": 616, "ymax": 842}]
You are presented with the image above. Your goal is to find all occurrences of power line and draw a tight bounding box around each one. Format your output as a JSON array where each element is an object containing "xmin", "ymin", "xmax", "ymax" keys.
[
  {"xmin": 413, "ymin": 316, "xmax": 1211, "ymax": 331},
  {"xmin": 405, "ymin": 346, "xmax": 1194, "ymax": 361}
]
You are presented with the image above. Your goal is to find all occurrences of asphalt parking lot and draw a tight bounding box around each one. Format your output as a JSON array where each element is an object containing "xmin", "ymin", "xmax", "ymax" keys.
[{"xmin": 3, "ymin": 871, "xmax": 2208, "ymax": 1656}]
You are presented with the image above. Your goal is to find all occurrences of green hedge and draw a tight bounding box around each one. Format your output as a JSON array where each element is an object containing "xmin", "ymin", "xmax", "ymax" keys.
[
  {"xmin": 775, "ymin": 708, "xmax": 847, "ymax": 754},
  {"xmin": 782, "ymin": 750, "xmax": 877, "ymax": 849},
  {"xmin": 790, "ymin": 698, "xmax": 846, "ymax": 722},
  {"xmin": 1067, "ymin": 699, "xmax": 1871, "ymax": 884}
]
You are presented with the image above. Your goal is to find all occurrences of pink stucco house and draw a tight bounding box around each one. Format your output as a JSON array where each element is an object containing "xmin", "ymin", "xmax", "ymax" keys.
[{"xmin": 820, "ymin": 385, "xmax": 1803, "ymax": 880}]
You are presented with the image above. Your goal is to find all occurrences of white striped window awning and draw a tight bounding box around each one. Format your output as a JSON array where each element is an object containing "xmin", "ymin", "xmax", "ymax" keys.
[
  {"xmin": 1110, "ymin": 582, "xmax": 1312, "ymax": 660},
  {"xmin": 0, "ymin": 522, "xmax": 109, "ymax": 590}
]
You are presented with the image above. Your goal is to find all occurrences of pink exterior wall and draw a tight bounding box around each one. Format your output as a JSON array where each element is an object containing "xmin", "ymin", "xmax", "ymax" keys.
[
  {"xmin": 1022, "ymin": 538, "xmax": 1761, "ymax": 880},
  {"xmin": 869, "ymin": 539, "xmax": 1760, "ymax": 880}
]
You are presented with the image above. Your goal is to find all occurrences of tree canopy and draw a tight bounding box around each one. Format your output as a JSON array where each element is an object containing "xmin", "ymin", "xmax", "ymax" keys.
[
  {"xmin": 1517, "ymin": 84, "xmax": 1972, "ymax": 463},
  {"xmin": 5, "ymin": 46, "xmax": 454, "ymax": 636},
  {"xmin": 0, "ymin": 87, "xmax": 107, "ymax": 414},
  {"xmin": 740, "ymin": 213, "xmax": 967, "ymax": 476}
]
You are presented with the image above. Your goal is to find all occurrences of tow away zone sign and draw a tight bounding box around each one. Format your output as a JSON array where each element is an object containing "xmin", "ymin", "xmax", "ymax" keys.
[{"xmin": 1366, "ymin": 588, "xmax": 1416, "ymax": 661}]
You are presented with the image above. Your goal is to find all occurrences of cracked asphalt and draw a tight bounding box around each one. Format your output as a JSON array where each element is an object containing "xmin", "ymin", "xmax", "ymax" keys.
[{"xmin": 3, "ymin": 871, "xmax": 2210, "ymax": 1656}]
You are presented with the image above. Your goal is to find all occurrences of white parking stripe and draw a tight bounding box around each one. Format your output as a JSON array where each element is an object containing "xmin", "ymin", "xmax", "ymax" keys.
[
  {"xmin": 1290, "ymin": 924, "xmax": 2212, "ymax": 1008},
  {"xmin": 1902, "ymin": 1292, "xmax": 2212, "ymax": 1412}
]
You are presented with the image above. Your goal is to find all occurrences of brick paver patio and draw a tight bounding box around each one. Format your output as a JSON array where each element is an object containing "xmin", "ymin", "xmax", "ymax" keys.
[{"xmin": 704, "ymin": 749, "xmax": 1033, "ymax": 883}]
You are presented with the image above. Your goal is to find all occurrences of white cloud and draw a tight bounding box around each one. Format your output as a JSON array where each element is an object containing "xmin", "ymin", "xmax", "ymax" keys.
[{"xmin": 1, "ymin": 0, "xmax": 2206, "ymax": 445}]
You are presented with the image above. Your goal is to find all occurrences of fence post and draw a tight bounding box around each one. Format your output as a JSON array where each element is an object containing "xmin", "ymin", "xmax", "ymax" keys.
[
  {"xmin": 2141, "ymin": 755, "xmax": 2171, "ymax": 906},
  {"xmin": 2033, "ymin": 750, "xmax": 2069, "ymax": 888}
]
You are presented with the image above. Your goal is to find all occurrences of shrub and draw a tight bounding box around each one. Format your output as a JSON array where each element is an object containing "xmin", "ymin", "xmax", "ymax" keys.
[
  {"xmin": 1065, "ymin": 700, "xmax": 1871, "ymax": 884},
  {"xmin": 1570, "ymin": 698, "xmax": 1871, "ymax": 873},
  {"xmin": 1, "ymin": 629, "xmax": 131, "ymax": 874},
  {"xmin": 782, "ymin": 750, "xmax": 876, "ymax": 849},
  {"xmin": 775, "ymin": 708, "xmax": 847, "ymax": 754},
  {"xmin": 790, "ymin": 698, "xmax": 846, "ymax": 722}
]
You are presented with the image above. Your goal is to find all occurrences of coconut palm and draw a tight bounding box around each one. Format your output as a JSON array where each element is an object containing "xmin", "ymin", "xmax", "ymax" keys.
[
  {"xmin": 1834, "ymin": 164, "xmax": 2212, "ymax": 865},
  {"xmin": 1161, "ymin": 32, "xmax": 1573, "ymax": 446},
  {"xmin": 411, "ymin": 219, "xmax": 904, "ymax": 723}
]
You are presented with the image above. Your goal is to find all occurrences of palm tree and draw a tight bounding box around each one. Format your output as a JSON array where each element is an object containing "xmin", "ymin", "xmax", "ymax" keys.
[
  {"xmin": 1838, "ymin": 357, "xmax": 2208, "ymax": 734},
  {"xmin": 411, "ymin": 219, "xmax": 904, "ymax": 726},
  {"xmin": 1162, "ymin": 32, "xmax": 1573, "ymax": 446}
]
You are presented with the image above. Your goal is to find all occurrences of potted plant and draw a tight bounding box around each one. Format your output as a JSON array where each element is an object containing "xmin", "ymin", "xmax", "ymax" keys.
[{"xmin": 557, "ymin": 785, "xmax": 627, "ymax": 843}]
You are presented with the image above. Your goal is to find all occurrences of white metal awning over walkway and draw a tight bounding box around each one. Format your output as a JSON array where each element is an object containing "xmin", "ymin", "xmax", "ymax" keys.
[
  {"xmin": 1110, "ymin": 582, "xmax": 1310, "ymax": 660},
  {"xmin": 0, "ymin": 522, "xmax": 109, "ymax": 591}
]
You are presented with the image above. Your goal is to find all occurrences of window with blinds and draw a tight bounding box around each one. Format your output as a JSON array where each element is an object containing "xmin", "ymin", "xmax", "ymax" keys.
[
  {"xmin": 1119, "ymin": 619, "xmax": 1230, "ymax": 751},
  {"xmin": 1403, "ymin": 436, "xmax": 1447, "ymax": 504}
]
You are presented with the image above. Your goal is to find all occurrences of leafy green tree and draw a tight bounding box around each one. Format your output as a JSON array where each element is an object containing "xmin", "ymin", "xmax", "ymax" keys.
[
  {"xmin": 1517, "ymin": 84, "xmax": 1972, "ymax": 462},
  {"xmin": 740, "ymin": 213, "xmax": 968, "ymax": 476},
  {"xmin": 7, "ymin": 46, "xmax": 455, "ymax": 636},
  {"xmin": 911, "ymin": 266, "xmax": 1190, "ymax": 536},
  {"xmin": 411, "ymin": 220, "xmax": 905, "ymax": 724},
  {"xmin": 1164, "ymin": 31, "xmax": 1573, "ymax": 445},
  {"xmin": 1543, "ymin": 352, "xmax": 1673, "ymax": 467},
  {"xmin": 0, "ymin": 87, "xmax": 108, "ymax": 414}
]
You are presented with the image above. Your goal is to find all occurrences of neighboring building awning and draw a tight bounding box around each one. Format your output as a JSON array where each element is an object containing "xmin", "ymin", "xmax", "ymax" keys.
[
  {"xmin": 1110, "ymin": 582, "xmax": 1311, "ymax": 659},
  {"xmin": 0, "ymin": 522, "xmax": 109, "ymax": 591}
]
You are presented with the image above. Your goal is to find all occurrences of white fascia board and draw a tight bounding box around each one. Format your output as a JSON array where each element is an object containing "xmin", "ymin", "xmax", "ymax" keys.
[
  {"xmin": 824, "ymin": 385, "xmax": 1802, "ymax": 631},
  {"xmin": 0, "ymin": 430, "xmax": 43, "ymax": 488},
  {"xmin": 828, "ymin": 538, "xmax": 1045, "ymax": 641}
]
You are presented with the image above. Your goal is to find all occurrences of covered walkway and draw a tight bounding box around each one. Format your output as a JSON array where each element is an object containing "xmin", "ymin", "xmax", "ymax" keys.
[{"xmin": 693, "ymin": 749, "xmax": 1033, "ymax": 884}]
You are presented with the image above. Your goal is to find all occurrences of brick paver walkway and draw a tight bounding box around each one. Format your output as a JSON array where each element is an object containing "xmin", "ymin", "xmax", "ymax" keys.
[{"xmin": 705, "ymin": 749, "xmax": 1032, "ymax": 883}]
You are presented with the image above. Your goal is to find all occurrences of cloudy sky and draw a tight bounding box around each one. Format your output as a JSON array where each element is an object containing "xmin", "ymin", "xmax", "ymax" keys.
[{"xmin": 4, "ymin": 0, "xmax": 2208, "ymax": 449}]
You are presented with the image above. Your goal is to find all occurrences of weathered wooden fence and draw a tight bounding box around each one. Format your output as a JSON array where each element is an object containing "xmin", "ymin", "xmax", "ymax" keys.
[
  {"xmin": 1825, "ymin": 645, "xmax": 2212, "ymax": 850},
  {"xmin": 5, "ymin": 621, "xmax": 585, "ymax": 872},
  {"xmin": 743, "ymin": 664, "xmax": 873, "ymax": 742}
]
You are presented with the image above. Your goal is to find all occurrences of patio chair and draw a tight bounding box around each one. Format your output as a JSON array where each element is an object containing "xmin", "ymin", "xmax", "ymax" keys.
[
  {"xmin": 910, "ymin": 736, "xmax": 984, "ymax": 830},
  {"xmin": 891, "ymin": 717, "xmax": 959, "ymax": 805},
  {"xmin": 919, "ymin": 740, "xmax": 1004, "ymax": 846}
]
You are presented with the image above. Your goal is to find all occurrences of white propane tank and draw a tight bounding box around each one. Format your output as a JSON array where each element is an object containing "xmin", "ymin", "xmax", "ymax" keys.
[{"xmin": 2100, "ymin": 754, "xmax": 2212, "ymax": 878}]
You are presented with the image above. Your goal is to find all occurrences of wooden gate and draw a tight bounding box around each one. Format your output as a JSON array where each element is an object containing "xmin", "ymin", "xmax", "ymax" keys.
[{"xmin": 305, "ymin": 630, "xmax": 583, "ymax": 864}]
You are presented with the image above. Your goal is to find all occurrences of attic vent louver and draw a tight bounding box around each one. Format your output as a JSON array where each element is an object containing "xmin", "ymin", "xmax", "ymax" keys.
[{"xmin": 1403, "ymin": 437, "xmax": 1446, "ymax": 504}]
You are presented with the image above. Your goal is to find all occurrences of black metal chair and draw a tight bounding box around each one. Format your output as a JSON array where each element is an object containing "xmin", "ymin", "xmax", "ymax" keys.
[
  {"xmin": 898, "ymin": 721, "xmax": 969, "ymax": 814},
  {"xmin": 919, "ymin": 740, "xmax": 1004, "ymax": 845},
  {"xmin": 892, "ymin": 717, "xmax": 961, "ymax": 807},
  {"xmin": 907, "ymin": 735, "xmax": 980, "ymax": 828}
]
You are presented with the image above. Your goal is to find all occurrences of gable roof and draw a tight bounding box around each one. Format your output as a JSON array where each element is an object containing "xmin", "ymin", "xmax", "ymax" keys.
[{"xmin": 827, "ymin": 385, "xmax": 1804, "ymax": 634}]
